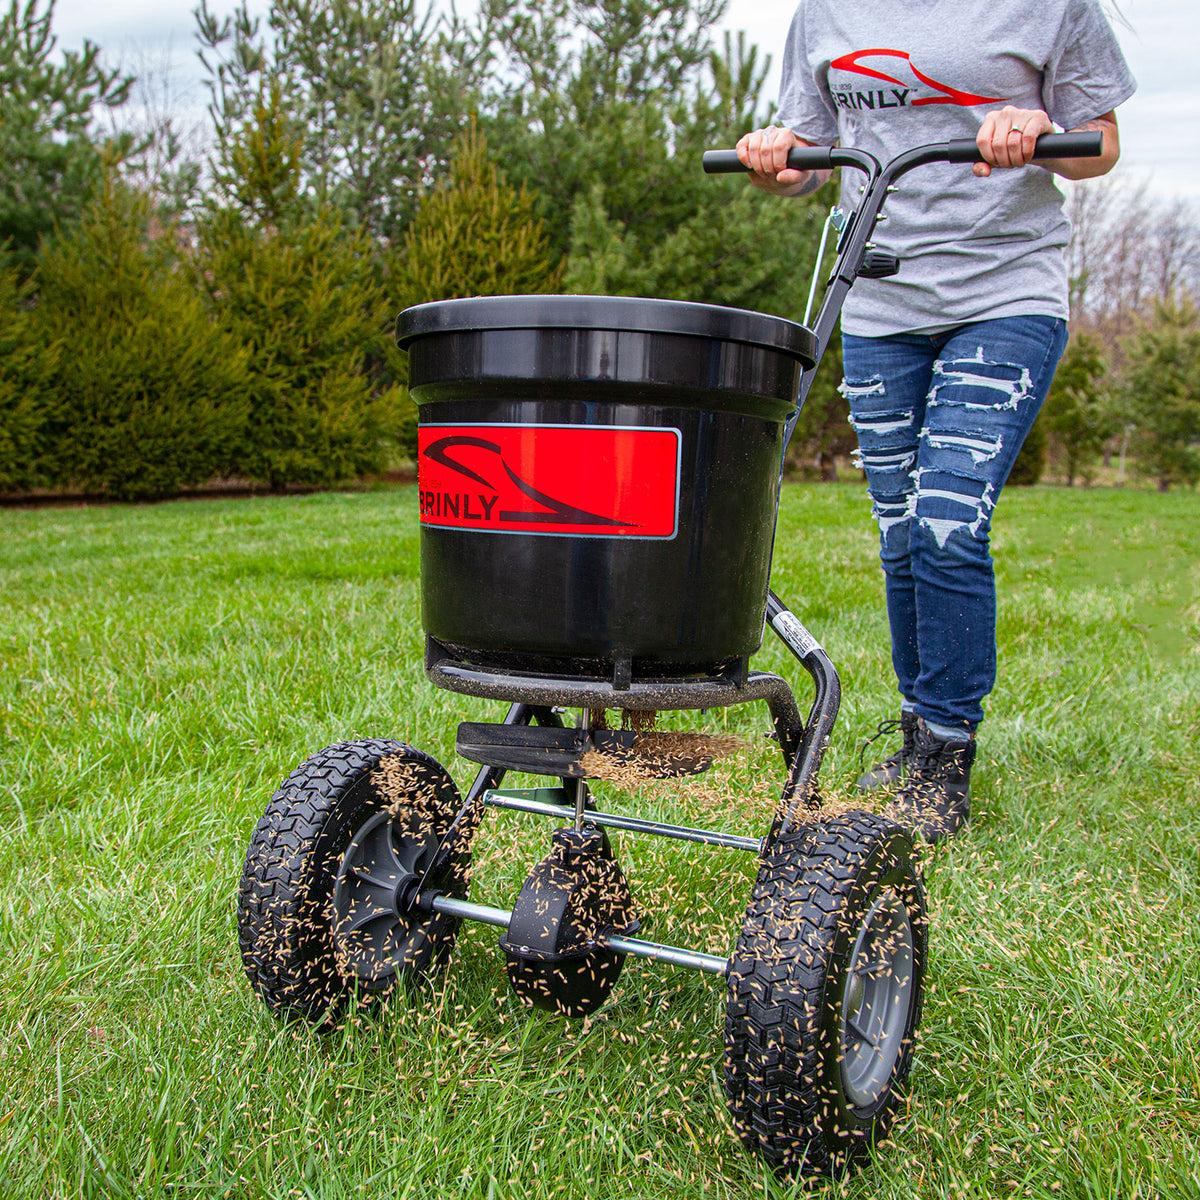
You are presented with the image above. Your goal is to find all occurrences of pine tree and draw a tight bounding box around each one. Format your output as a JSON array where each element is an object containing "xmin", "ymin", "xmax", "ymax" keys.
[
  {"xmin": 379, "ymin": 122, "xmax": 561, "ymax": 462},
  {"xmin": 196, "ymin": 0, "xmax": 462, "ymax": 241},
  {"xmin": 197, "ymin": 80, "xmax": 403, "ymax": 489},
  {"xmin": 386, "ymin": 120, "xmax": 563, "ymax": 312},
  {"xmin": 30, "ymin": 179, "xmax": 251, "ymax": 499},
  {"xmin": 198, "ymin": 207, "xmax": 402, "ymax": 489},
  {"xmin": 1121, "ymin": 303, "xmax": 1200, "ymax": 491},
  {"xmin": 1042, "ymin": 333, "xmax": 1114, "ymax": 485},
  {"xmin": 1007, "ymin": 413, "xmax": 1047, "ymax": 486},
  {"xmin": 477, "ymin": 0, "xmax": 731, "ymax": 259},
  {"xmin": 0, "ymin": 0, "xmax": 136, "ymax": 276},
  {"xmin": 212, "ymin": 77, "xmax": 304, "ymax": 230},
  {"xmin": 0, "ymin": 263, "xmax": 53, "ymax": 490}
]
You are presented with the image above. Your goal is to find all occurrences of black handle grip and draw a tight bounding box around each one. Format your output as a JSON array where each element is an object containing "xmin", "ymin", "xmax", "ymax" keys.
[
  {"xmin": 704, "ymin": 130, "xmax": 1103, "ymax": 175},
  {"xmin": 702, "ymin": 146, "xmax": 835, "ymax": 174},
  {"xmin": 943, "ymin": 129, "xmax": 1104, "ymax": 163}
]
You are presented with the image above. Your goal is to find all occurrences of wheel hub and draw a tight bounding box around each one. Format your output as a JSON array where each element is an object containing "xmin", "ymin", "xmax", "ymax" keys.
[
  {"xmin": 839, "ymin": 886, "xmax": 916, "ymax": 1111},
  {"xmin": 332, "ymin": 810, "xmax": 441, "ymax": 984}
]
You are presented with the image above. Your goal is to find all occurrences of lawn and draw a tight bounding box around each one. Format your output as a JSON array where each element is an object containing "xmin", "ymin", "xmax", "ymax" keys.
[{"xmin": 1, "ymin": 483, "xmax": 1197, "ymax": 1199}]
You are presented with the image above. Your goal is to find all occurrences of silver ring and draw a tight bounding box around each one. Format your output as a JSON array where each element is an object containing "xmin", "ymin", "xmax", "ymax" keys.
[{"xmin": 1011, "ymin": 125, "xmax": 1025, "ymax": 134}]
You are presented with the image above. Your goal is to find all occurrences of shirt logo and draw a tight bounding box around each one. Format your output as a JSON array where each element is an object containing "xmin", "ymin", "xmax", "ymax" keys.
[{"xmin": 830, "ymin": 48, "xmax": 1006, "ymax": 111}]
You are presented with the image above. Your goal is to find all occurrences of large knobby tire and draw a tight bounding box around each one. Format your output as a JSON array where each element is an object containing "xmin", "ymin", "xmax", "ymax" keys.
[
  {"xmin": 237, "ymin": 739, "xmax": 463, "ymax": 1025},
  {"xmin": 724, "ymin": 811, "xmax": 927, "ymax": 1177}
]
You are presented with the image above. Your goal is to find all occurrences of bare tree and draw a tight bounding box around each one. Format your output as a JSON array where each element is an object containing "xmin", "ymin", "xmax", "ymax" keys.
[
  {"xmin": 98, "ymin": 41, "xmax": 210, "ymax": 218},
  {"xmin": 1066, "ymin": 174, "xmax": 1115, "ymax": 322},
  {"xmin": 1067, "ymin": 175, "xmax": 1200, "ymax": 345},
  {"xmin": 1152, "ymin": 197, "xmax": 1200, "ymax": 306},
  {"xmin": 1063, "ymin": 176, "xmax": 1200, "ymax": 480}
]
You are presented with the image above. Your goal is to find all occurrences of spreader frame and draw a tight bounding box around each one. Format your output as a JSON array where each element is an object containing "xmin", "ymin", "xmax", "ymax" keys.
[{"xmin": 237, "ymin": 130, "xmax": 1104, "ymax": 1177}]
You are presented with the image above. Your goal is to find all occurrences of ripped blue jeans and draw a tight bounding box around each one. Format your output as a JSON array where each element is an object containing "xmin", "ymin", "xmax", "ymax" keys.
[{"xmin": 842, "ymin": 316, "xmax": 1068, "ymax": 732}]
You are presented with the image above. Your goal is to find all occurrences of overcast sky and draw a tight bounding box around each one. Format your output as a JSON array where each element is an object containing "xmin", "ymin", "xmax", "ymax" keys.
[{"xmin": 49, "ymin": 0, "xmax": 1200, "ymax": 201}]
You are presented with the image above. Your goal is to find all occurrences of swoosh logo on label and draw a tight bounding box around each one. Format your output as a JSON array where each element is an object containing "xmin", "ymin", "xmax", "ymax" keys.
[{"xmin": 830, "ymin": 49, "xmax": 1006, "ymax": 107}]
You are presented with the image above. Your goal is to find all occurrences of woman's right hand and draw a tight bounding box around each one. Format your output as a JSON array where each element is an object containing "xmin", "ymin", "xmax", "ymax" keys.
[{"xmin": 736, "ymin": 125, "xmax": 829, "ymax": 196}]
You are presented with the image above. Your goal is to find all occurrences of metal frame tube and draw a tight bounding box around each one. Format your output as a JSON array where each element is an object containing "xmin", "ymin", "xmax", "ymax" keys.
[
  {"xmin": 482, "ymin": 789, "xmax": 762, "ymax": 852},
  {"xmin": 428, "ymin": 894, "xmax": 730, "ymax": 976},
  {"xmin": 430, "ymin": 896, "xmax": 510, "ymax": 928}
]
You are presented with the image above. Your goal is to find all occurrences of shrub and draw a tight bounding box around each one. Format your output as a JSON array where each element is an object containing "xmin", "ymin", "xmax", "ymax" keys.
[
  {"xmin": 197, "ymin": 205, "xmax": 402, "ymax": 489},
  {"xmin": 0, "ymin": 262, "xmax": 53, "ymax": 491},
  {"xmin": 30, "ymin": 181, "xmax": 251, "ymax": 499}
]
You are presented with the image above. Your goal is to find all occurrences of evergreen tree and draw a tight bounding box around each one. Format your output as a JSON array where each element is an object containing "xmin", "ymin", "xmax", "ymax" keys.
[
  {"xmin": 197, "ymin": 80, "xmax": 403, "ymax": 489},
  {"xmin": 384, "ymin": 121, "xmax": 561, "ymax": 460},
  {"xmin": 477, "ymin": 3, "xmax": 743, "ymax": 257},
  {"xmin": 1042, "ymin": 332, "xmax": 1115, "ymax": 485},
  {"xmin": 198, "ymin": 207, "xmax": 402, "ymax": 488},
  {"xmin": 31, "ymin": 180, "xmax": 250, "ymax": 499},
  {"xmin": 1008, "ymin": 412, "xmax": 1047, "ymax": 486},
  {"xmin": 196, "ymin": 0, "xmax": 465, "ymax": 240},
  {"xmin": 0, "ymin": 263, "xmax": 53, "ymax": 490},
  {"xmin": 211, "ymin": 77, "xmax": 305, "ymax": 230},
  {"xmin": 387, "ymin": 120, "xmax": 562, "ymax": 310},
  {"xmin": 0, "ymin": 0, "xmax": 135, "ymax": 276},
  {"xmin": 1121, "ymin": 302, "xmax": 1200, "ymax": 491}
]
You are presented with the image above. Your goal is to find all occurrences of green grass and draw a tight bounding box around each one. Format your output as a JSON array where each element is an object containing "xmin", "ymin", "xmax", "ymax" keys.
[{"xmin": 1, "ymin": 483, "xmax": 1197, "ymax": 1199}]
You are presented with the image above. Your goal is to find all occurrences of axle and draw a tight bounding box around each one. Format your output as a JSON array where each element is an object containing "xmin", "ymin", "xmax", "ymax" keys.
[{"xmin": 426, "ymin": 894, "xmax": 731, "ymax": 976}]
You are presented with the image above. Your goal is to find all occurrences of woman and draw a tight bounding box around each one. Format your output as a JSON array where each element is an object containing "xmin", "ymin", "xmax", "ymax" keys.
[{"xmin": 737, "ymin": 0, "xmax": 1135, "ymax": 841}]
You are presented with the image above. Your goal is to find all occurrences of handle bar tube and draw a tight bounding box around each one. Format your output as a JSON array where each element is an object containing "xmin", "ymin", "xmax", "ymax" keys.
[
  {"xmin": 703, "ymin": 132, "xmax": 1102, "ymax": 808},
  {"xmin": 700, "ymin": 131, "xmax": 1102, "ymax": 178},
  {"xmin": 702, "ymin": 130, "xmax": 1103, "ymax": 436}
]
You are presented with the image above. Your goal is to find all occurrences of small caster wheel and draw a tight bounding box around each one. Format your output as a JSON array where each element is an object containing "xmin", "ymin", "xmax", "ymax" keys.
[
  {"xmin": 724, "ymin": 811, "xmax": 926, "ymax": 1177},
  {"xmin": 501, "ymin": 826, "xmax": 638, "ymax": 1018},
  {"xmin": 237, "ymin": 739, "xmax": 464, "ymax": 1025}
]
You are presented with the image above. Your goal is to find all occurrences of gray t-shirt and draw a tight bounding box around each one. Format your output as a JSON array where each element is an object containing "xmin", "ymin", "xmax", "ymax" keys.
[{"xmin": 776, "ymin": 0, "xmax": 1136, "ymax": 336}]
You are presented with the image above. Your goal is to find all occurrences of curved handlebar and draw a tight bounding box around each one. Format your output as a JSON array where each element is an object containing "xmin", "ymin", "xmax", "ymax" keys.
[
  {"xmin": 702, "ymin": 130, "xmax": 1103, "ymax": 176},
  {"xmin": 700, "ymin": 127, "xmax": 1105, "ymax": 428}
]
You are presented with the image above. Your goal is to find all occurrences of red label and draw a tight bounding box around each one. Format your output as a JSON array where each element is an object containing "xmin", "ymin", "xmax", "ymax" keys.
[{"xmin": 418, "ymin": 423, "xmax": 680, "ymax": 538}]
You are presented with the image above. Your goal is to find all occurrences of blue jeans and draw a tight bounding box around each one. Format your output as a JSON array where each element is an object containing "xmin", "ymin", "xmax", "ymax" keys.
[{"xmin": 841, "ymin": 315, "xmax": 1068, "ymax": 733}]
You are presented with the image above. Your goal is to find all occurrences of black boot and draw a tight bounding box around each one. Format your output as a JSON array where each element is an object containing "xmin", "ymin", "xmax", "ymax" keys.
[
  {"xmin": 888, "ymin": 719, "xmax": 976, "ymax": 843},
  {"xmin": 855, "ymin": 710, "xmax": 919, "ymax": 792}
]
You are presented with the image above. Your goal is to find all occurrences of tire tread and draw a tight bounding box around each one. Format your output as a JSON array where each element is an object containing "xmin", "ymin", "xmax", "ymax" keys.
[
  {"xmin": 724, "ymin": 811, "xmax": 925, "ymax": 1176},
  {"xmin": 238, "ymin": 739, "xmax": 430, "ymax": 1021}
]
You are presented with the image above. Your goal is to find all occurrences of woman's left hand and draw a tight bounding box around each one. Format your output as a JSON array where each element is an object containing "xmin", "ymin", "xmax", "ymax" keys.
[{"xmin": 974, "ymin": 105, "xmax": 1056, "ymax": 176}]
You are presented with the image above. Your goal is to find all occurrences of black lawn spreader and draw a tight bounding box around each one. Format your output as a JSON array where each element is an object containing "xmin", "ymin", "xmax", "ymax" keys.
[{"xmin": 237, "ymin": 132, "xmax": 1101, "ymax": 1177}]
